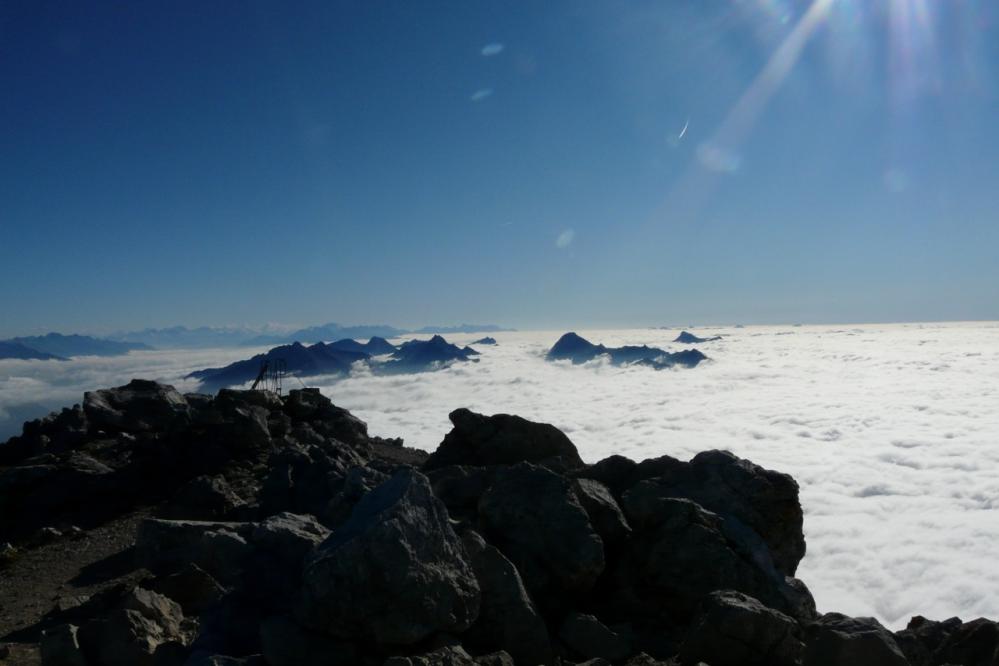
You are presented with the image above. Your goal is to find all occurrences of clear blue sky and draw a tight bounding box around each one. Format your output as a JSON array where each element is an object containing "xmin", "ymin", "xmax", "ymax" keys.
[{"xmin": 2, "ymin": 0, "xmax": 998, "ymax": 337}]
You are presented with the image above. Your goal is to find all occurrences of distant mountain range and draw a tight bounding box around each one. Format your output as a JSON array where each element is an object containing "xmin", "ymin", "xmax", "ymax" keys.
[
  {"xmin": 242, "ymin": 323, "xmax": 409, "ymax": 347},
  {"xmin": 0, "ymin": 341, "xmax": 66, "ymax": 361},
  {"xmin": 188, "ymin": 335, "xmax": 482, "ymax": 391},
  {"xmin": 0, "ymin": 334, "xmax": 150, "ymax": 360},
  {"xmin": 547, "ymin": 332, "xmax": 707, "ymax": 369},
  {"xmin": 110, "ymin": 326, "xmax": 277, "ymax": 349},
  {"xmin": 243, "ymin": 323, "xmax": 513, "ymax": 347},
  {"xmin": 106, "ymin": 322, "xmax": 514, "ymax": 349}
]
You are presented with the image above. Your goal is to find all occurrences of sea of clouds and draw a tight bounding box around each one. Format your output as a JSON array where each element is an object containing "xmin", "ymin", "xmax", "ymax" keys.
[{"xmin": 2, "ymin": 322, "xmax": 998, "ymax": 628}]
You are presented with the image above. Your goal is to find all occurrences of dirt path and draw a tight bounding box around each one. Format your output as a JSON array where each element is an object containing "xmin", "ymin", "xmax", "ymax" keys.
[{"xmin": 0, "ymin": 508, "xmax": 152, "ymax": 651}]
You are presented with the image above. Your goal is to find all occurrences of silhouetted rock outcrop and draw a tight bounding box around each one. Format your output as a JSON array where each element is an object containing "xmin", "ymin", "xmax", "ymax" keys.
[
  {"xmin": 189, "ymin": 335, "xmax": 476, "ymax": 391},
  {"xmin": 187, "ymin": 342, "xmax": 370, "ymax": 391},
  {"xmin": 673, "ymin": 331, "xmax": 722, "ymax": 344},
  {"xmin": 1, "ymin": 384, "xmax": 995, "ymax": 665},
  {"xmin": 547, "ymin": 332, "xmax": 708, "ymax": 369},
  {"xmin": 424, "ymin": 408, "xmax": 585, "ymax": 472},
  {"xmin": 471, "ymin": 337, "xmax": 498, "ymax": 346}
]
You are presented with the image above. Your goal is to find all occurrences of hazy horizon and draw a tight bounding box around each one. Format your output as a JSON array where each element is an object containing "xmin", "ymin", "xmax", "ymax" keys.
[{"xmin": 2, "ymin": 322, "xmax": 997, "ymax": 628}]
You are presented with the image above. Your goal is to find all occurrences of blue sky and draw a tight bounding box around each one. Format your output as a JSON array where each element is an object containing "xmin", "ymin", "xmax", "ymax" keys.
[{"xmin": 2, "ymin": 0, "xmax": 998, "ymax": 337}]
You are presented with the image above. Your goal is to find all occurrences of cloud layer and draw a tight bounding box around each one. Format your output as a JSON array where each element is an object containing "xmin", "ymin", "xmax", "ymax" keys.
[{"xmin": 2, "ymin": 323, "xmax": 998, "ymax": 627}]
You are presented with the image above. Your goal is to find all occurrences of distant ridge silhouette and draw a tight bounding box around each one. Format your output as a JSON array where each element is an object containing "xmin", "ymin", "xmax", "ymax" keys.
[{"xmin": 547, "ymin": 332, "xmax": 707, "ymax": 368}]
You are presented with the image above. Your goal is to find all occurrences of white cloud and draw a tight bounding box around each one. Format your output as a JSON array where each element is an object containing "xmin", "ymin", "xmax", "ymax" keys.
[
  {"xmin": 556, "ymin": 229, "xmax": 575, "ymax": 248},
  {"xmin": 470, "ymin": 88, "xmax": 493, "ymax": 102},
  {"xmin": 481, "ymin": 43, "xmax": 504, "ymax": 57},
  {"xmin": 2, "ymin": 323, "xmax": 999, "ymax": 628}
]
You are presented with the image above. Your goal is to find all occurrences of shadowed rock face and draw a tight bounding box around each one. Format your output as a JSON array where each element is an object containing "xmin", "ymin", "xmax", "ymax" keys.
[
  {"xmin": 547, "ymin": 332, "xmax": 708, "ymax": 369},
  {"xmin": 299, "ymin": 469, "xmax": 480, "ymax": 645},
  {"xmin": 424, "ymin": 408, "xmax": 585, "ymax": 472},
  {"xmin": 1, "ymin": 379, "xmax": 994, "ymax": 666}
]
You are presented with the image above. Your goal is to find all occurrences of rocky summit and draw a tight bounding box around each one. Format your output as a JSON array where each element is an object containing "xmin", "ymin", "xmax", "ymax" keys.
[{"xmin": 0, "ymin": 381, "xmax": 996, "ymax": 666}]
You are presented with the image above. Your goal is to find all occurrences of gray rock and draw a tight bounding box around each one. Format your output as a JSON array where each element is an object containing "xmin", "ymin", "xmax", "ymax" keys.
[
  {"xmin": 893, "ymin": 615, "xmax": 962, "ymax": 666},
  {"xmin": 477, "ymin": 463, "xmax": 604, "ymax": 602},
  {"xmin": 803, "ymin": 613, "xmax": 909, "ymax": 666},
  {"xmin": 424, "ymin": 409, "xmax": 585, "ymax": 471},
  {"xmin": 559, "ymin": 612, "xmax": 632, "ymax": 662},
  {"xmin": 575, "ymin": 455, "xmax": 639, "ymax": 497},
  {"xmin": 251, "ymin": 512, "xmax": 330, "ymax": 567},
  {"xmin": 151, "ymin": 564, "xmax": 227, "ymax": 615},
  {"xmin": 679, "ymin": 590, "xmax": 802, "ymax": 666},
  {"xmin": 323, "ymin": 465, "xmax": 389, "ymax": 526},
  {"xmin": 628, "ymin": 450, "xmax": 805, "ymax": 576},
  {"xmin": 299, "ymin": 468, "xmax": 480, "ymax": 645},
  {"xmin": 932, "ymin": 617, "xmax": 999, "ymax": 666},
  {"xmin": 119, "ymin": 586, "xmax": 187, "ymax": 638},
  {"xmin": 40, "ymin": 623, "xmax": 87, "ymax": 666},
  {"xmin": 572, "ymin": 478, "xmax": 631, "ymax": 545},
  {"xmin": 616, "ymin": 486, "xmax": 814, "ymax": 623},
  {"xmin": 426, "ymin": 465, "xmax": 498, "ymax": 521},
  {"xmin": 83, "ymin": 379, "xmax": 190, "ymax": 432},
  {"xmin": 384, "ymin": 647, "xmax": 514, "ymax": 666},
  {"xmin": 283, "ymin": 389, "xmax": 370, "ymax": 448},
  {"xmin": 79, "ymin": 608, "xmax": 178, "ymax": 666},
  {"xmin": 91, "ymin": 587, "xmax": 195, "ymax": 665},
  {"xmin": 136, "ymin": 519, "xmax": 255, "ymax": 583},
  {"xmin": 461, "ymin": 530, "xmax": 552, "ymax": 665},
  {"xmin": 162, "ymin": 475, "xmax": 244, "ymax": 520}
]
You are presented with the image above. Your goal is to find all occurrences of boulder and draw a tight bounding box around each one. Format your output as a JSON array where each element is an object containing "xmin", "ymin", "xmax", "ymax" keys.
[
  {"xmin": 893, "ymin": 615, "xmax": 962, "ymax": 666},
  {"xmin": 136, "ymin": 519, "xmax": 255, "ymax": 582},
  {"xmin": 283, "ymin": 389, "xmax": 370, "ymax": 447},
  {"xmin": 678, "ymin": 590, "xmax": 803, "ymax": 666},
  {"xmin": 477, "ymin": 463, "xmax": 604, "ymax": 603},
  {"xmin": 151, "ymin": 564, "xmax": 227, "ymax": 615},
  {"xmin": 83, "ymin": 379, "xmax": 190, "ymax": 433},
  {"xmin": 802, "ymin": 613, "xmax": 909, "ymax": 666},
  {"xmin": 572, "ymin": 478, "xmax": 632, "ymax": 545},
  {"xmin": 424, "ymin": 409, "xmax": 585, "ymax": 472},
  {"xmin": 933, "ymin": 617, "xmax": 999, "ymax": 666},
  {"xmin": 78, "ymin": 587, "xmax": 191, "ymax": 666},
  {"xmin": 460, "ymin": 530, "xmax": 552, "ymax": 665},
  {"xmin": 250, "ymin": 512, "xmax": 330, "ymax": 567},
  {"xmin": 426, "ymin": 465, "xmax": 498, "ymax": 521},
  {"xmin": 299, "ymin": 468, "xmax": 480, "ymax": 645},
  {"xmin": 162, "ymin": 475, "xmax": 244, "ymax": 520},
  {"xmin": 628, "ymin": 450, "xmax": 805, "ymax": 576},
  {"xmin": 575, "ymin": 455, "xmax": 639, "ymax": 498},
  {"xmin": 40, "ymin": 623, "xmax": 87, "ymax": 666},
  {"xmin": 559, "ymin": 612, "xmax": 632, "ymax": 662},
  {"xmin": 612, "ymin": 493, "xmax": 812, "ymax": 623},
  {"xmin": 322, "ymin": 465, "xmax": 389, "ymax": 526}
]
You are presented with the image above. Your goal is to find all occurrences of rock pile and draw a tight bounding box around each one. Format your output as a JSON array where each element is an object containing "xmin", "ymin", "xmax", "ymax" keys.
[{"xmin": 1, "ymin": 380, "xmax": 996, "ymax": 665}]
